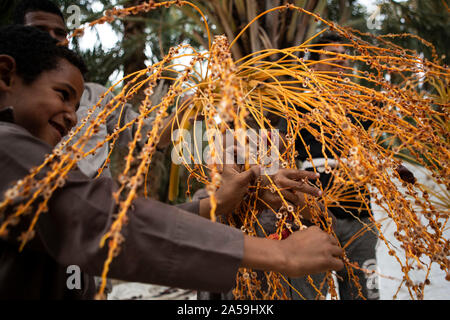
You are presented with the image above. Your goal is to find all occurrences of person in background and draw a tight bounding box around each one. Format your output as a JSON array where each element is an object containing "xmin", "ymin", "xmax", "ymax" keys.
[{"xmin": 278, "ymin": 33, "xmax": 379, "ymax": 299}]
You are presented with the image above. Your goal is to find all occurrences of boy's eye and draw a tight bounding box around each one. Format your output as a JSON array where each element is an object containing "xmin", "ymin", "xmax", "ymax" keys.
[
  {"xmin": 57, "ymin": 89, "xmax": 69, "ymax": 101},
  {"xmin": 55, "ymin": 29, "xmax": 68, "ymax": 38}
]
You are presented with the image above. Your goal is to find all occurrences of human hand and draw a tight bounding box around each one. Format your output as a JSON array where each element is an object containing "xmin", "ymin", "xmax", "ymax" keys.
[
  {"xmin": 241, "ymin": 226, "xmax": 344, "ymax": 277},
  {"xmin": 214, "ymin": 163, "xmax": 260, "ymax": 216},
  {"xmin": 199, "ymin": 163, "xmax": 260, "ymax": 218},
  {"xmin": 257, "ymin": 168, "xmax": 322, "ymax": 212},
  {"xmin": 276, "ymin": 226, "xmax": 344, "ymax": 276}
]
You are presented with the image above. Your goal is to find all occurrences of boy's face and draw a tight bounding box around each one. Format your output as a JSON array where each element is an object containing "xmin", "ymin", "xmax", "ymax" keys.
[
  {"xmin": 314, "ymin": 43, "xmax": 350, "ymax": 73},
  {"xmin": 7, "ymin": 58, "xmax": 84, "ymax": 147},
  {"xmin": 24, "ymin": 11, "xmax": 68, "ymax": 42}
]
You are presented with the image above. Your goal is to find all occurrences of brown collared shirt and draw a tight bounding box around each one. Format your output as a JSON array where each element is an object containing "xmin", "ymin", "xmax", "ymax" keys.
[{"xmin": 0, "ymin": 108, "xmax": 243, "ymax": 299}]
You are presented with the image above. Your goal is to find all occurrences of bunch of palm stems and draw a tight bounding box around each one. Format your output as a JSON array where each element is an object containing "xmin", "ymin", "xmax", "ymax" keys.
[{"xmin": 0, "ymin": 1, "xmax": 448, "ymax": 300}]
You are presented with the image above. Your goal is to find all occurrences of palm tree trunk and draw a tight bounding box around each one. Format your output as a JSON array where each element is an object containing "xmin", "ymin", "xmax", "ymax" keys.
[{"xmin": 123, "ymin": 0, "xmax": 147, "ymax": 78}]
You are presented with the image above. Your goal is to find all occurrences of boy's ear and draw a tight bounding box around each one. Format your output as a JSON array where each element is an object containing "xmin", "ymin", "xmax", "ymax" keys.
[{"xmin": 0, "ymin": 55, "xmax": 17, "ymax": 92}]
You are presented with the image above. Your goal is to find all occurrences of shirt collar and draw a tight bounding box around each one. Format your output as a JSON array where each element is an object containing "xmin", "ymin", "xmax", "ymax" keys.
[{"xmin": 0, "ymin": 106, "xmax": 15, "ymax": 124}]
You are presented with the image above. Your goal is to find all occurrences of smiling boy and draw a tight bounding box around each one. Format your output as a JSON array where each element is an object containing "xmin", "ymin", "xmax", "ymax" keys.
[{"xmin": 2, "ymin": 47, "xmax": 82, "ymax": 147}]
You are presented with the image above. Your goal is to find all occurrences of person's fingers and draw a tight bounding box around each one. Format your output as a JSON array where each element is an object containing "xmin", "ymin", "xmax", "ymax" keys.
[
  {"xmin": 284, "ymin": 169, "xmax": 321, "ymax": 181},
  {"xmin": 278, "ymin": 191, "xmax": 299, "ymax": 206},
  {"xmin": 234, "ymin": 165, "xmax": 260, "ymax": 187},
  {"xmin": 277, "ymin": 176, "xmax": 322, "ymax": 197},
  {"xmin": 307, "ymin": 225, "xmax": 321, "ymax": 232},
  {"xmin": 330, "ymin": 244, "xmax": 344, "ymax": 258},
  {"xmin": 327, "ymin": 233, "xmax": 339, "ymax": 246},
  {"xmin": 328, "ymin": 257, "xmax": 345, "ymax": 271},
  {"xmin": 294, "ymin": 183, "xmax": 322, "ymax": 197},
  {"xmin": 275, "ymin": 176, "xmax": 300, "ymax": 189}
]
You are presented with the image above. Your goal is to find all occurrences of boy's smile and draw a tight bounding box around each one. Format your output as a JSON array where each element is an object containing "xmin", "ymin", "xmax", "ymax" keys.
[{"xmin": 5, "ymin": 58, "xmax": 84, "ymax": 146}]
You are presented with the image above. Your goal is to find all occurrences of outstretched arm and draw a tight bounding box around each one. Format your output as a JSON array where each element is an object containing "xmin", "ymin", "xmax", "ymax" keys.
[{"xmin": 243, "ymin": 226, "xmax": 344, "ymax": 277}]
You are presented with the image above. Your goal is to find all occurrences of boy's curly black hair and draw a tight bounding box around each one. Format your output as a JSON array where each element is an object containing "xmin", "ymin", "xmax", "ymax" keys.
[
  {"xmin": 0, "ymin": 25, "xmax": 87, "ymax": 84},
  {"xmin": 13, "ymin": 0, "xmax": 65, "ymax": 25}
]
